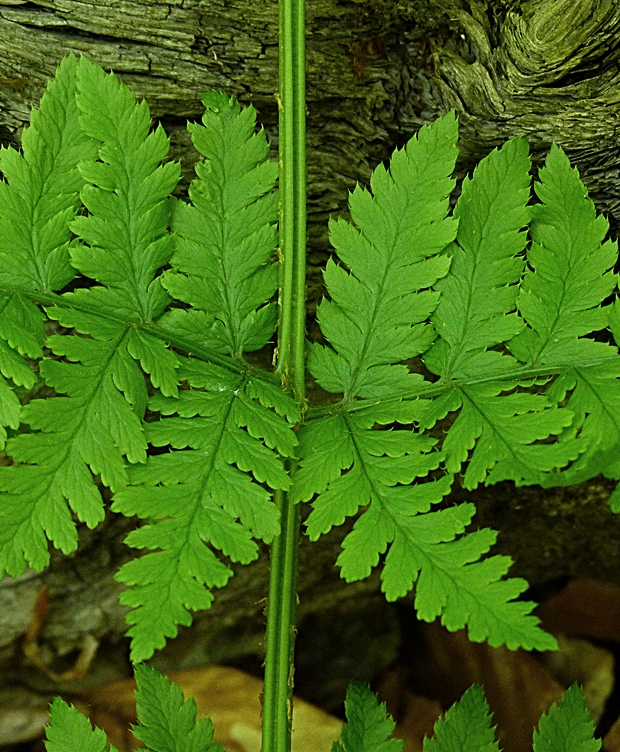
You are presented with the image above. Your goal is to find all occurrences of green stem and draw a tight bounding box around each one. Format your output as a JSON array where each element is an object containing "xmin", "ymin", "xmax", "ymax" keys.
[
  {"xmin": 275, "ymin": 0, "xmax": 306, "ymax": 403},
  {"xmin": 262, "ymin": 488, "xmax": 301, "ymax": 752},
  {"xmin": 262, "ymin": 0, "xmax": 306, "ymax": 750},
  {"xmin": 305, "ymin": 358, "xmax": 618, "ymax": 419}
]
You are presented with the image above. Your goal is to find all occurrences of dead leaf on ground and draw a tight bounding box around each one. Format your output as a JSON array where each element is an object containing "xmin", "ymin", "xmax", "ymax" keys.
[{"xmin": 536, "ymin": 578, "xmax": 620, "ymax": 643}]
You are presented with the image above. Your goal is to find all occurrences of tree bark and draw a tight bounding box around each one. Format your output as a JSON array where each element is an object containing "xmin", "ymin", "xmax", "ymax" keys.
[{"xmin": 1, "ymin": 0, "xmax": 620, "ymax": 744}]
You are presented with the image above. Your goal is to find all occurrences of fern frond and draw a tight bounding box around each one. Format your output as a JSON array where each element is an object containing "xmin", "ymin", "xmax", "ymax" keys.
[
  {"xmin": 44, "ymin": 696, "xmax": 121, "ymax": 752},
  {"xmin": 44, "ymin": 664, "xmax": 225, "ymax": 752},
  {"xmin": 67, "ymin": 56, "xmax": 182, "ymax": 327},
  {"xmin": 532, "ymin": 683, "xmax": 600, "ymax": 752},
  {"xmin": 509, "ymin": 144, "xmax": 620, "ymax": 489},
  {"xmin": 12, "ymin": 53, "xmax": 619, "ymax": 693},
  {"xmin": 425, "ymin": 136, "xmax": 531, "ymax": 380},
  {"xmin": 294, "ymin": 405, "xmax": 552, "ymax": 649},
  {"xmin": 299, "ymin": 116, "xmax": 559, "ymax": 651},
  {"xmin": 511, "ymin": 144, "xmax": 617, "ymax": 366},
  {"xmin": 112, "ymin": 358, "xmax": 297, "ymax": 662},
  {"xmin": 332, "ymin": 681, "xmax": 403, "ymax": 752},
  {"xmin": 132, "ymin": 664, "xmax": 226, "ymax": 752},
  {"xmin": 423, "ymin": 684, "xmax": 499, "ymax": 752},
  {"xmin": 159, "ymin": 90, "xmax": 279, "ymax": 360},
  {"xmin": 0, "ymin": 54, "xmax": 296, "ymax": 655},
  {"xmin": 420, "ymin": 136, "xmax": 583, "ymax": 486},
  {"xmin": 0, "ymin": 53, "xmax": 183, "ymax": 577},
  {"xmin": 308, "ymin": 111, "xmax": 458, "ymax": 400},
  {"xmin": 0, "ymin": 53, "xmax": 97, "ymax": 294},
  {"xmin": 0, "ymin": 52, "xmax": 98, "ymax": 449},
  {"xmin": 95, "ymin": 87, "xmax": 292, "ymax": 660}
]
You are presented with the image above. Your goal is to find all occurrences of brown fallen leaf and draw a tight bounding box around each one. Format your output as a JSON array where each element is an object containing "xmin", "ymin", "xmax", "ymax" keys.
[
  {"xmin": 604, "ymin": 715, "xmax": 620, "ymax": 751},
  {"xmin": 396, "ymin": 692, "xmax": 443, "ymax": 752},
  {"xmin": 536, "ymin": 578, "xmax": 620, "ymax": 643},
  {"xmin": 375, "ymin": 667, "xmax": 442, "ymax": 752}
]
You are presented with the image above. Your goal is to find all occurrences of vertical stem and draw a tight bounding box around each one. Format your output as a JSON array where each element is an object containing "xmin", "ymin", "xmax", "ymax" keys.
[
  {"xmin": 275, "ymin": 0, "xmax": 306, "ymax": 401},
  {"xmin": 262, "ymin": 0, "xmax": 306, "ymax": 751},
  {"xmin": 262, "ymin": 488, "xmax": 301, "ymax": 752}
]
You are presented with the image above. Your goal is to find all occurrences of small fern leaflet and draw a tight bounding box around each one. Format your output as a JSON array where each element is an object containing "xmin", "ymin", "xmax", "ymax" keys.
[
  {"xmin": 0, "ymin": 52, "xmax": 98, "ymax": 451},
  {"xmin": 509, "ymin": 144, "xmax": 620, "ymax": 490},
  {"xmin": 160, "ymin": 91, "xmax": 279, "ymax": 360}
]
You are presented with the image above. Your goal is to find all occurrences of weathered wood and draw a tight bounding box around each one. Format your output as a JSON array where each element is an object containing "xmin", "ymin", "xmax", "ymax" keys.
[
  {"xmin": 1, "ymin": 0, "xmax": 620, "ymax": 742},
  {"xmin": 2, "ymin": 0, "xmax": 620, "ymax": 288}
]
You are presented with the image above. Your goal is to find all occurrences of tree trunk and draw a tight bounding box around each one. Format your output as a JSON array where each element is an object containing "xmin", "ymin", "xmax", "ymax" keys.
[{"xmin": 1, "ymin": 0, "xmax": 619, "ymax": 744}]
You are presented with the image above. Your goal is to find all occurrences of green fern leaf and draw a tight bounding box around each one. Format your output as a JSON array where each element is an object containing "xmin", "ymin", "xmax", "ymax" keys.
[
  {"xmin": 421, "ymin": 379, "xmax": 578, "ymax": 489},
  {"xmin": 131, "ymin": 664, "xmax": 226, "ymax": 752},
  {"xmin": 44, "ymin": 696, "xmax": 120, "ymax": 752},
  {"xmin": 425, "ymin": 136, "xmax": 531, "ymax": 380},
  {"xmin": 0, "ymin": 52, "xmax": 98, "ymax": 448},
  {"xmin": 308, "ymin": 111, "xmax": 458, "ymax": 399},
  {"xmin": 532, "ymin": 683, "xmax": 600, "ymax": 752},
  {"xmin": 159, "ymin": 90, "xmax": 279, "ymax": 360},
  {"xmin": 300, "ymin": 117, "xmax": 557, "ymax": 651},
  {"xmin": 100, "ymin": 84, "xmax": 295, "ymax": 660},
  {"xmin": 508, "ymin": 144, "xmax": 620, "ymax": 490},
  {"xmin": 332, "ymin": 681, "xmax": 403, "ymax": 752},
  {"xmin": 68, "ymin": 55, "xmax": 181, "ymax": 324},
  {"xmin": 423, "ymin": 684, "xmax": 499, "ymax": 752},
  {"xmin": 296, "ymin": 410, "xmax": 552, "ymax": 648},
  {"xmin": 0, "ymin": 53, "xmax": 184, "ymax": 577},
  {"xmin": 112, "ymin": 358, "xmax": 296, "ymax": 662},
  {"xmin": 511, "ymin": 144, "xmax": 616, "ymax": 366},
  {"xmin": 0, "ymin": 53, "xmax": 97, "ymax": 294},
  {"xmin": 421, "ymin": 136, "xmax": 582, "ymax": 486},
  {"xmin": 296, "ymin": 408, "xmax": 552, "ymax": 649}
]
